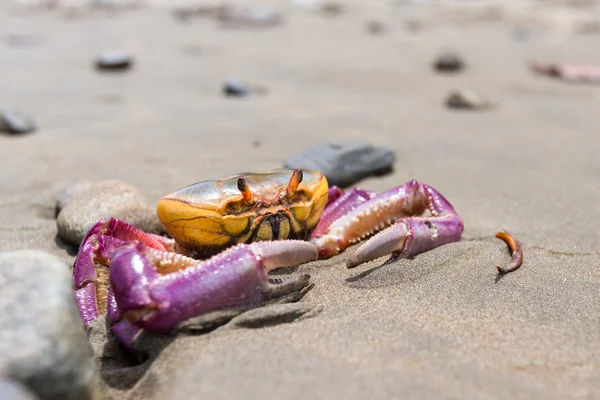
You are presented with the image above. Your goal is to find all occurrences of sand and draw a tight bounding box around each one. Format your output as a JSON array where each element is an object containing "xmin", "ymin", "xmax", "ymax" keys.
[{"xmin": 0, "ymin": 1, "xmax": 599, "ymax": 399}]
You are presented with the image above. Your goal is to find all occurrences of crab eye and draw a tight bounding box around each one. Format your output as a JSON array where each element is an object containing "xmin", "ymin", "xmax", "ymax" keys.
[
  {"xmin": 287, "ymin": 168, "xmax": 303, "ymax": 197},
  {"xmin": 237, "ymin": 177, "xmax": 254, "ymax": 203}
]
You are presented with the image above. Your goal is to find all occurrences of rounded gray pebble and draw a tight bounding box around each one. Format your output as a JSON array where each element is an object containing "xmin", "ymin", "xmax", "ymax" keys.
[
  {"xmin": 56, "ymin": 180, "xmax": 164, "ymax": 246},
  {"xmin": 0, "ymin": 110, "xmax": 36, "ymax": 134},
  {"xmin": 95, "ymin": 51, "xmax": 133, "ymax": 71},
  {"xmin": 433, "ymin": 52, "xmax": 464, "ymax": 73},
  {"xmin": 445, "ymin": 89, "xmax": 491, "ymax": 110},
  {"xmin": 0, "ymin": 250, "xmax": 101, "ymax": 400},
  {"xmin": 223, "ymin": 79, "xmax": 250, "ymax": 97}
]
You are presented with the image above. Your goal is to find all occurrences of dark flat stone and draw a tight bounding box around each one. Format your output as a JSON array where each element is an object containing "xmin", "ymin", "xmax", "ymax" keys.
[
  {"xmin": 433, "ymin": 52, "xmax": 465, "ymax": 73},
  {"xmin": 223, "ymin": 79, "xmax": 250, "ymax": 97},
  {"xmin": 284, "ymin": 141, "xmax": 395, "ymax": 188}
]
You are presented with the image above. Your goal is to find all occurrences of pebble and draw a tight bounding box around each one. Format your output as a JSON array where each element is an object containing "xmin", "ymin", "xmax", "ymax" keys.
[
  {"xmin": 0, "ymin": 250, "xmax": 100, "ymax": 400},
  {"xmin": 0, "ymin": 110, "xmax": 36, "ymax": 134},
  {"xmin": 95, "ymin": 51, "xmax": 133, "ymax": 71},
  {"xmin": 56, "ymin": 180, "xmax": 164, "ymax": 246},
  {"xmin": 216, "ymin": 5, "xmax": 282, "ymax": 29},
  {"xmin": 445, "ymin": 89, "xmax": 491, "ymax": 110},
  {"xmin": 223, "ymin": 79, "xmax": 250, "ymax": 97},
  {"xmin": 433, "ymin": 52, "xmax": 465, "ymax": 73},
  {"xmin": 223, "ymin": 79, "xmax": 268, "ymax": 97},
  {"xmin": 283, "ymin": 141, "xmax": 395, "ymax": 188}
]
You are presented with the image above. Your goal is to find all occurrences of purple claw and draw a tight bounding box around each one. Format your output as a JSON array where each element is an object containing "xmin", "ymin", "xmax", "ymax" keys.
[
  {"xmin": 311, "ymin": 180, "xmax": 463, "ymax": 264},
  {"xmin": 106, "ymin": 289, "xmax": 141, "ymax": 353},
  {"xmin": 72, "ymin": 218, "xmax": 176, "ymax": 329},
  {"xmin": 346, "ymin": 183, "xmax": 463, "ymax": 268},
  {"xmin": 110, "ymin": 240, "xmax": 316, "ymax": 333}
]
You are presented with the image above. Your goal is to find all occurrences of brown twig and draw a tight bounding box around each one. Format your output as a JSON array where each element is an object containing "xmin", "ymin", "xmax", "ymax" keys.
[{"xmin": 495, "ymin": 230, "xmax": 523, "ymax": 274}]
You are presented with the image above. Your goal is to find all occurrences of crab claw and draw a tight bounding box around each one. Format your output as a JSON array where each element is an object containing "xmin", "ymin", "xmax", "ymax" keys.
[
  {"xmin": 346, "ymin": 183, "xmax": 463, "ymax": 268},
  {"xmin": 72, "ymin": 217, "xmax": 176, "ymax": 328},
  {"xmin": 109, "ymin": 240, "xmax": 316, "ymax": 333},
  {"xmin": 311, "ymin": 180, "xmax": 463, "ymax": 266}
]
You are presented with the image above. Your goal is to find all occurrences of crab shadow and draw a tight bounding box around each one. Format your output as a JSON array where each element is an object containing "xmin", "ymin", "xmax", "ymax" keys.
[
  {"xmin": 94, "ymin": 284, "xmax": 316, "ymax": 390},
  {"xmin": 344, "ymin": 256, "xmax": 408, "ymax": 288}
]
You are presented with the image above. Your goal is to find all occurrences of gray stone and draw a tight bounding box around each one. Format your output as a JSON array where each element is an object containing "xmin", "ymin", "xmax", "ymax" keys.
[
  {"xmin": 0, "ymin": 250, "xmax": 100, "ymax": 400},
  {"xmin": 95, "ymin": 51, "xmax": 133, "ymax": 71},
  {"xmin": 0, "ymin": 110, "xmax": 36, "ymax": 134},
  {"xmin": 223, "ymin": 79, "xmax": 250, "ymax": 97},
  {"xmin": 445, "ymin": 89, "xmax": 492, "ymax": 110},
  {"xmin": 433, "ymin": 51, "xmax": 464, "ymax": 73},
  {"xmin": 56, "ymin": 179, "xmax": 163, "ymax": 246},
  {"xmin": 283, "ymin": 141, "xmax": 395, "ymax": 188}
]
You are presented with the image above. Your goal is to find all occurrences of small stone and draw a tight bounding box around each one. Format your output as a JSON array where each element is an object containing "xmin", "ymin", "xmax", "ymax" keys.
[
  {"xmin": 433, "ymin": 52, "xmax": 464, "ymax": 73},
  {"xmin": 0, "ymin": 250, "xmax": 100, "ymax": 400},
  {"xmin": 0, "ymin": 110, "xmax": 36, "ymax": 134},
  {"xmin": 223, "ymin": 79, "xmax": 250, "ymax": 97},
  {"xmin": 216, "ymin": 5, "xmax": 282, "ymax": 29},
  {"xmin": 56, "ymin": 180, "xmax": 163, "ymax": 246},
  {"xmin": 366, "ymin": 20, "xmax": 387, "ymax": 35},
  {"xmin": 95, "ymin": 51, "xmax": 133, "ymax": 71},
  {"xmin": 445, "ymin": 89, "xmax": 491, "ymax": 110},
  {"xmin": 283, "ymin": 141, "xmax": 396, "ymax": 188}
]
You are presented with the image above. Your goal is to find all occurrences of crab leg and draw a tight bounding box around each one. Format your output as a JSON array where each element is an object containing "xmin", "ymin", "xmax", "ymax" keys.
[
  {"xmin": 73, "ymin": 217, "xmax": 176, "ymax": 327},
  {"xmin": 347, "ymin": 183, "xmax": 463, "ymax": 268},
  {"xmin": 109, "ymin": 240, "xmax": 317, "ymax": 333},
  {"xmin": 313, "ymin": 188, "xmax": 376, "ymax": 238},
  {"xmin": 311, "ymin": 180, "xmax": 463, "ymax": 265}
]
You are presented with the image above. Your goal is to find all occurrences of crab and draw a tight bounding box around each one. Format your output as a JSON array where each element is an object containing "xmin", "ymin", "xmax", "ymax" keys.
[{"xmin": 73, "ymin": 168, "xmax": 463, "ymax": 352}]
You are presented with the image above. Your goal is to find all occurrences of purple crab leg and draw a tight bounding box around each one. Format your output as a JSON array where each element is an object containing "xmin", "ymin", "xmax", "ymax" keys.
[
  {"xmin": 346, "ymin": 182, "xmax": 464, "ymax": 268},
  {"xmin": 74, "ymin": 235, "xmax": 127, "ymax": 326},
  {"xmin": 72, "ymin": 217, "xmax": 176, "ymax": 327},
  {"xmin": 106, "ymin": 289, "xmax": 141, "ymax": 353},
  {"xmin": 312, "ymin": 188, "xmax": 376, "ymax": 238},
  {"xmin": 109, "ymin": 240, "xmax": 317, "ymax": 333},
  {"xmin": 311, "ymin": 180, "xmax": 463, "ymax": 263}
]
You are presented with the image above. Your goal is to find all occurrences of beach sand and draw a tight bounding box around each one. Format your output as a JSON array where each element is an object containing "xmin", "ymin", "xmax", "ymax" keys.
[{"xmin": 0, "ymin": 1, "xmax": 599, "ymax": 399}]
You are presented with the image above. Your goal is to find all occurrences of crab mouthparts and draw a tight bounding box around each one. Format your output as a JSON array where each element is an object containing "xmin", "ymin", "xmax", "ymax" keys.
[{"xmin": 254, "ymin": 212, "xmax": 292, "ymax": 241}]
